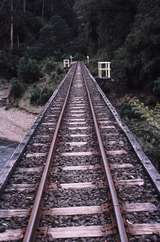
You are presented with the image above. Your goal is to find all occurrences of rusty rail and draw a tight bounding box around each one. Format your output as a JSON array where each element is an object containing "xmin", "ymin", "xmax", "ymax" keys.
[
  {"xmin": 81, "ymin": 64, "xmax": 128, "ymax": 242},
  {"xmin": 23, "ymin": 63, "xmax": 77, "ymax": 242},
  {"xmin": 84, "ymin": 64, "xmax": 160, "ymax": 194}
]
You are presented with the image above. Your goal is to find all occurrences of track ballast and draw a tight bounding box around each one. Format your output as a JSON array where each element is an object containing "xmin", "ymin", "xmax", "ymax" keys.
[{"xmin": 0, "ymin": 62, "xmax": 160, "ymax": 242}]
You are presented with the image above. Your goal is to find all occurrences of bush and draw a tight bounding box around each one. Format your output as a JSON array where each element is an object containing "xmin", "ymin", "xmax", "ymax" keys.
[
  {"xmin": 0, "ymin": 51, "xmax": 18, "ymax": 78},
  {"xmin": 39, "ymin": 87, "xmax": 53, "ymax": 105},
  {"xmin": 30, "ymin": 86, "xmax": 53, "ymax": 105},
  {"xmin": 153, "ymin": 77, "xmax": 160, "ymax": 98},
  {"xmin": 120, "ymin": 97, "xmax": 160, "ymax": 170},
  {"xmin": 120, "ymin": 102, "xmax": 134, "ymax": 118},
  {"xmin": 51, "ymin": 72, "xmax": 56, "ymax": 80},
  {"xmin": 30, "ymin": 86, "xmax": 41, "ymax": 105},
  {"xmin": 42, "ymin": 58, "xmax": 56, "ymax": 74},
  {"xmin": 113, "ymin": 47, "xmax": 128, "ymax": 81},
  {"xmin": 27, "ymin": 16, "xmax": 45, "ymax": 35},
  {"xmin": 10, "ymin": 79, "xmax": 25, "ymax": 99},
  {"xmin": 18, "ymin": 57, "xmax": 41, "ymax": 83},
  {"xmin": 56, "ymin": 66, "xmax": 64, "ymax": 75}
]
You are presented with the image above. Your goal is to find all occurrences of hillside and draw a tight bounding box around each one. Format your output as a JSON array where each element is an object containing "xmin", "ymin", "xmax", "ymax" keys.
[
  {"xmin": 0, "ymin": 0, "xmax": 159, "ymax": 94},
  {"xmin": 0, "ymin": 0, "xmax": 160, "ymax": 169}
]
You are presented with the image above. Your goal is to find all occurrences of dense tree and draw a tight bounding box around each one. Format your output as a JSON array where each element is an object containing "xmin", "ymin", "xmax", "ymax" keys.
[
  {"xmin": 0, "ymin": 0, "xmax": 160, "ymax": 96},
  {"xmin": 74, "ymin": 0, "xmax": 136, "ymax": 56},
  {"xmin": 0, "ymin": 0, "xmax": 77, "ymax": 52},
  {"xmin": 113, "ymin": 0, "xmax": 160, "ymax": 90},
  {"xmin": 37, "ymin": 15, "xmax": 71, "ymax": 57}
]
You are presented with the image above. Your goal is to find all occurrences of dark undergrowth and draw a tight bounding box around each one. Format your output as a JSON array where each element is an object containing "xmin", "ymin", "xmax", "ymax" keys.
[{"xmin": 88, "ymin": 63, "xmax": 160, "ymax": 172}]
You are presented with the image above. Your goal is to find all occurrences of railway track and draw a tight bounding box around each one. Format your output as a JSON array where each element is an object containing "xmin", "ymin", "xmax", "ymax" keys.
[{"xmin": 0, "ymin": 62, "xmax": 160, "ymax": 242}]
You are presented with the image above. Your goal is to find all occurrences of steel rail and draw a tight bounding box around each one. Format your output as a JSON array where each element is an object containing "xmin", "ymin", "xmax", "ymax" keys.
[
  {"xmin": 23, "ymin": 63, "xmax": 78, "ymax": 242},
  {"xmin": 0, "ymin": 65, "xmax": 74, "ymax": 193},
  {"xmin": 81, "ymin": 64, "xmax": 128, "ymax": 242},
  {"xmin": 84, "ymin": 64, "xmax": 160, "ymax": 194}
]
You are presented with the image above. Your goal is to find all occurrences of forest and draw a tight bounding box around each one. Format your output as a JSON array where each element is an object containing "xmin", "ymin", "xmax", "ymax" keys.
[
  {"xmin": 0, "ymin": 0, "xmax": 160, "ymax": 95},
  {"xmin": 0, "ymin": 0, "xmax": 160, "ymax": 167}
]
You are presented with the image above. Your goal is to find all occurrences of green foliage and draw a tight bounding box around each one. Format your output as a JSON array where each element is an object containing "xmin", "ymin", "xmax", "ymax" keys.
[
  {"xmin": 121, "ymin": 97, "xmax": 160, "ymax": 139},
  {"xmin": 153, "ymin": 78, "xmax": 160, "ymax": 98},
  {"xmin": 113, "ymin": 0, "xmax": 160, "ymax": 91},
  {"xmin": 30, "ymin": 86, "xmax": 41, "ymax": 105},
  {"xmin": 50, "ymin": 72, "xmax": 56, "ymax": 80},
  {"xmin": 10, "ymin": 78, "xmax": 25, "ymax": 99},
  {"xmin": 0, "ymin": 51, "xmax": 18, "ymax": 78},
  {"xmin": 30, "ymin": 57, "xmax": 64, "ymax": 106},
  {"xmin": 38, "ymin": 15, "xmax": 71, "ymax": 57},
  {"xmin": 88, "ymin": 61, "xmax": 98, "ymax": 77},
  {"xmin": 39, "ymin": 87, "xmax": 53, "ymax": 105},
  {"xmin": 18, "ymin": 57, "xmax": 41, "ymax": 83},
  {"xmin": 49, "ymin": 15, "xmax": 71, "ymax": 42},
  {"xmin": 26, "ymin": 16, "xmax": 45, "ymax": 35},
  {"xmin": 74, "ymin": 0, "xmax": 136, "ymax": 56},
  {"xmin": 112, "ymin": 47, "xmax": 128, "ymax": 82},
  {"xmin": 0, "ymin": 0, "xmax": 160, "ymax": 99},
  {"xmin": 41, "ymin": 58, "xmax": 56, "ymax": 74},
  {"xmin": 120, "ymin": 102, "xmax": 134, "ymax": 119},
  {"xmin": 56, "ymin": 66, "xmax": 63, "ymax": 75},
  {"xmin": 121, "ymin": 97, "xmax": 160, "ymax": 168},
  {"xmin": 122, "ymin": 97, "xmax": 157, "ymax": 121},
  {"xmin": 0, "ymin": 0, "xmax": 77, "ymax": 53},
  {"xmin": 30, "ymin": 86, "xmax": 53, "ymax": 106}
]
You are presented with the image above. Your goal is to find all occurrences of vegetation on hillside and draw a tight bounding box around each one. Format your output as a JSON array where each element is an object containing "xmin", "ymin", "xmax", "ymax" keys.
[
  {"xmin": 8, "ymin": 57, "xmax": 64, "ymax": 110},
  {"xmin": 0, "ymin": 0, "xmax": 159, "ymax": 96},
  {"xmin": 120, "ymin": 97, "xmax": 160, "ymax": 170},
  {"xmin": 0, "ymin": 0, "xmax": 74, "ymax": 108},
  {"xmin": 75, "ymin": 0, "xmax": 160, "ymax": 96},
  {"xmin": 74, "ymin": 0, "xmax": 160, "ymax": 170},
  {"xmin": 0, "ymin": 0, "xmax": 160, "ymax": 168}
]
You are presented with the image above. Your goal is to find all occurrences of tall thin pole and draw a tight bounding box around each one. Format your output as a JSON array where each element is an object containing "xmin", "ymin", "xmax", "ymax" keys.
[
  {"xmin": 23, "ymin": 0, "xmax": 26, "ymax": 13},
  {"xmin": 17, "ymin": 34, "xmax": 20, "ymax": 49},
  {"xmin": 10, "ymin": 0, "xmax": 14, "ymax": 50},
  {"xmin": 42, "ymin": 0, "xmax": 45, "ymax": 17}
]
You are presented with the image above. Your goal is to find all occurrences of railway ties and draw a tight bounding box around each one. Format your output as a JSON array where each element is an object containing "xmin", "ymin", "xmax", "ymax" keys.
[{"xmin": 0, "ymin": 63, "xmax": 160, "ymax": 242}]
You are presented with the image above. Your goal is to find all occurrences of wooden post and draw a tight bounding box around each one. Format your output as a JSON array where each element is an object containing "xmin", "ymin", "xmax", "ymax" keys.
[
  {"xmin": 63, "ymin": 59, "xmax": 70, "ymax": 68},
  {"xmin": 87, "ymin": 56, "xmax": 90, "ymax": 64},
  {"xmin": 98, "ymin": 62, "xmax": 111, "ymax": 79}
]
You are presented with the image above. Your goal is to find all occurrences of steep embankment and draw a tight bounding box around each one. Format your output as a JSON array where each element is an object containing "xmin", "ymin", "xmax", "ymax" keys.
[
  {"xmin": 0, "ymin": 107, "xmax": 36, "ymax": 143},
  {"xmin": 0, "ymin": 83, "xmax": 37, "ymax": 165},
  {"xmin": 0, "ymin": 82, "xmax": 37, "ymax": 143}
]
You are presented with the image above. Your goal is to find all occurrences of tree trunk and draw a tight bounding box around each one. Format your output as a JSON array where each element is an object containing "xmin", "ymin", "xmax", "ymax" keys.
[
  {"xmin": 23, "ymin": 0, "xmax": 26, "ymax": 13},
  {"xmin": 42, "ymin": 0, "xmax": 45, "ymax": 17},
  {"xmin": 50, "ymin": 0, "xmax": 54, "ymax": 15},
  {"xmin": 17, "ymin": 34, "xmax": 20, "ymax": 48},
  {"xmin": 10, "ymin": 0, "xmax": 14, "ymax": 50}
]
